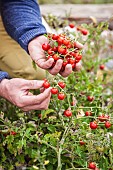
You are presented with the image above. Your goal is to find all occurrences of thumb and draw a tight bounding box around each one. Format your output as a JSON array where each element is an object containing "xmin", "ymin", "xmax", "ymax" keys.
[{"xmin": 22, "ymin": 80, "xmax": 45, "ymax": 90}]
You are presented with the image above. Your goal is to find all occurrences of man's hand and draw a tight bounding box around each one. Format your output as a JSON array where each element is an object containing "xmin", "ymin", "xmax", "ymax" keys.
[
  {"xmin": 0, "ymin": 78, "xmax": 52, "ymax": 111},
  {"xmin": 28, "ymin": 35, "xmax": 83, "ymax": 77}
]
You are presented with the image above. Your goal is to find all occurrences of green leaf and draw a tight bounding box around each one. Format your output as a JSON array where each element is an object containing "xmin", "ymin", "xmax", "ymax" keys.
[
  {"xmin": 41, "ymin": 109, "xmax": 55, "ymax": 119},
  {"xmin": 54, "ymin": 41, "xmax": 58, "ymax": 47},
  {"xmin": 32, "ymin": 60, "xmax": 37, "ymax": 70},
  {"xmin": 47, "ymin": 124, "xmax": 56, "ymax": 133}
]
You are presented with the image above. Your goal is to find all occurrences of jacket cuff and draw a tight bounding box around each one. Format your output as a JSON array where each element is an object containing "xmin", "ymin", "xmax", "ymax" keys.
[
  {"xmin": 0, "ymin": 71, "xmax": 10, "ymax": 82},
  {"xmin": 18, "ymin": 27, "xmax": 47, "ymax": 53}
]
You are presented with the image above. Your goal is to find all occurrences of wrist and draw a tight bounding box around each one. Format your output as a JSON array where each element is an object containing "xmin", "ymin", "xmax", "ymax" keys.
[
  {"xmin": 28, "ymin": 35, "xmax": 48, "ymax": 53},
  {"xmin": 0, "ymin": 79, "xmax": 9, "ymax": 98}
]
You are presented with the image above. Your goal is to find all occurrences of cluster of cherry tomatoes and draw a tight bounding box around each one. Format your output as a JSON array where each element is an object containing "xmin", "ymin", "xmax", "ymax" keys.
[
  {"xmin": 43, "ymin": 79, "xmax": 66, "ymax": 100},
  {"xmin": 76, "ymin": 26, "xmax": 89, "ymax": 36},
  {"xmin": 69, "ymin": 23, "xmax": 89, "ymax": 36},
  {"xmin": 43, "ymin": 79, "xmax": 112, "ymax": 128},
  {"xmin": 43, "ymin": 79, "xmax": 73, "ymax": 117},
  {"xmin": 89, "ymin": 114, "xmax": 111, "ymax": 129},
  {"xmin": 42, "ymin": 33, "xmax": 82, "ymax": 71},
  {"xmin": 85, "ymin": 110, "xmax": 111, "ymax": 129}
]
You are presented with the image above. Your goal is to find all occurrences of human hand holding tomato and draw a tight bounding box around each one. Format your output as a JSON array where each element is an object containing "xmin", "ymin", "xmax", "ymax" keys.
[
  {"xmin": 0, "ymin": 78, "xmax": 52, "ymax": 111},
  {"xmin": 28, "ymin": 35, "xmax": 83, "ymax": 77}
]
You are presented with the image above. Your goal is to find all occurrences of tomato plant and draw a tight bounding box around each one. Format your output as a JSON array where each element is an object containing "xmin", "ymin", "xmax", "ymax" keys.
[{"xmin": 0, "ymin": 15, "xmax": 113, "ymax": 170}]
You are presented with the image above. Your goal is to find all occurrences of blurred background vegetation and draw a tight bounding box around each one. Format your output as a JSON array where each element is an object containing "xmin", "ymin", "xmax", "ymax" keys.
[{"xmin": 38, "ymin": 0, "xmax": 113, "ymax": 4}]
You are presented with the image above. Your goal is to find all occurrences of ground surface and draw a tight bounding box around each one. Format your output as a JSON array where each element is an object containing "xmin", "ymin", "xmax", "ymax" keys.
[
  {"xmin": 40, "ymin": 4, "xmax": 113, "ymax": 18},
  {"xmin": 40, "ymin": 4, "xmax": 113, "ymax": 28}
]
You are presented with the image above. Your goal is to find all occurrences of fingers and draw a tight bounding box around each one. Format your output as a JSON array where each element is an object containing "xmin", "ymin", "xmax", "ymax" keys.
[
  {"xmin": 21, "ymin": 95, "xmax": 51, "ymax": 111},
  {"xmin": 19, "ymin": 87, "xmax": 52, "ymax": 107},
  {"xmin": 21, "ymin": 80, "xmax": 45, "ymax": 90},
  {"xmin": 29, "ymin": 44, "xmax": 55, "ymax": 70},
  {"xmin": 48, "ymin": 60, "xmax": 80, "ymax": 77},
  {"xmin": 35, "ymin": 58, "xmax": 54, "ymax": 69},
  {"xmin": 75, "ymin": 41, "xmax": 84, "ymax": 49},
  {"xmin": 60, "ymin": 64, "xmax": 73, "ymax": 77},
  {"xmin": 48, "ymin": 59, "xmax": 63, "ymax": 75},
  {"xmin": 74, "ymin": 62, "xmax": 82, "ymax": 71}
]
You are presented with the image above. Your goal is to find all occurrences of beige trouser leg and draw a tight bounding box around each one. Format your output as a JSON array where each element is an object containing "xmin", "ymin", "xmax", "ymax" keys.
[{"xmin": 0, "ymin": 16, "xmax": 46, "ymax": 80}]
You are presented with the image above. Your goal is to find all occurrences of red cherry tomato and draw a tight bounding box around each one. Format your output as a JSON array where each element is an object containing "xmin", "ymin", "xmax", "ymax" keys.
[
  {"xmin": 98, "ymin": 114, "xmax": 109, "ymax": 122},
  {"xmin": 52, "ymin": 34, "xmax": 58, "ymax": 40},
  {"xmin": 67, "ymin": 42, "xmax": 72, "ymax": 48},
  {"xmin": 62, "ymin": 61, "xmax": 68, "ymax": 67},
  {"xmin": 51, "ymin": 88, "xmax": 58, "ymax": 94},
  {"xmin": 52, "ymin": 54, "xmax": 60, "ymax": 61},
  {"xmin": 57, "ymin": 93, "xmax": 65, "ymax": 100},
  {"xmin": 81, "ymin": 29, "xmax": 88, "ymax": 35},
  {"xmin": 47, "ymin": 48, "xmax": 54, "ymax": 55},
  {"xmin": 79, "ymin": 140, "xmax": 85, "ymax": 146},
  {"xmin": 58, "ymin": 82, "xmax": 66, "ymax": 88},
  {"xmin": 43, "ymin": 81, "xmax": 50, "ymax": 88},
  {"xmin": 87, "ymin": 96, "xmax": 94, "ymax": 102},
  {"xmin": 76, "ymin": 54, "xmax": 82, "ymax": 61},
  {"xmin": 57, "ymin": 36, "xmax": 64, "ymax": 44},
  {"xmin": 38, "ymin": 114, "xmax": 42, "ymax": 118},
  {"xmin": 88, "ymin": 162, "xmax": 96, "ymax": 169},
  {"xmin": 69, "ymin": 59, "xmax": 76, "ymax": 65},
  {"xmin": 42, "ymin": 43, "xmax": 50, "ymax": 51},
  {"xmin": 11, "ymin": 131, "xmax": 17, "ymax": 135},
  {"xmin": 58, "ymin": 46, "xmax": 67, "ymax": 55},
  {"xmin": 105, "ymin": 121, "xmax": 111, "ymax": 128},
  {"xmin": 99, "ymin": 64, "xmax": 105, "ymax": 70},
  {"xmin": 52, "ymin": 46, "xmax": 58, "ymax": 52},
  {"xmin": 98, "ymin": 115, "xmax": 105, "ymax": 122},
  {"xmin": 62, "ymin": 39, "xmax": 70, "ymax": 46},
  {"xmin": 69, "ymin": 23, "xmax": 75, "ymax": 28},
  {"xmin": 90, "ymin": 122, "xmax": 98, "ymax": 129},
  {"xmin": 85, "ymin": 111, "xmax": 92, "ymax": 116},
  {"xmin": 64, "ymin": 110, "xmax": 72, "ymax": 117}
]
